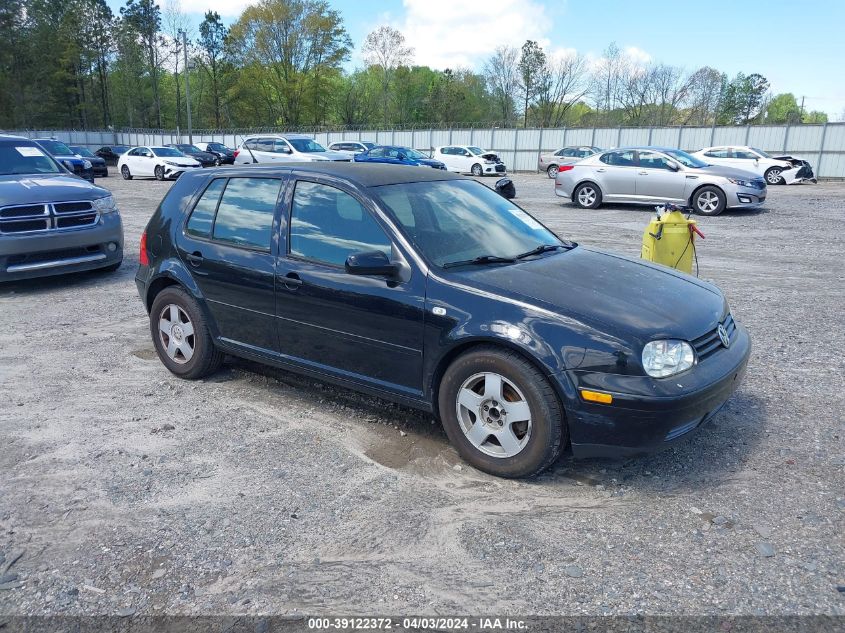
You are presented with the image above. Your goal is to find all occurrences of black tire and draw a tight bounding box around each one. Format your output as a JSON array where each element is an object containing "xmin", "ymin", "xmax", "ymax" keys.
[
  {"xmin": 573, "ymin": 182, "xmax": 602, "ymax": 209},
  {"xmin": 121, "ymin": 165, "xmax": 132, "ymax": 180},
  {"xmin": 546, "ymin": 164, "xmax": 559, "ymax": 178},
  {"xmin": 764, "ymin": 166, "xmax": 784, "ymax": 185},
  {"xmin": 692, "ymin": 185, "xmax": 726, "ymax": 216},
  {"xmin": 471, "ymin": 163, "xmax": 483, "ymax": 177},
  {"xmin": 214, "ymin": 158, "xmax": 221, "ymax": 167},
  {"xmin": 149, "ymin": 286, "xmax": 224, "ymax": 380},
  {"xmin": 438, "ymin": 346, "xmax": 566, "ymax": 478},
  {"xmin": 154, "ymin": 165, "xmax": 165, "ymax": 181},
  {"xmin": 102, "ymin": 170, "xmax": 109, "ymax": 177}
]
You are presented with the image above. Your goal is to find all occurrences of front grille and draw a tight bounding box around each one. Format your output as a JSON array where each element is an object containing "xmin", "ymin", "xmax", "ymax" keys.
[
  {"xmin": 0, "ymin": 201, "xmax": 98, "ymax": 235},
  {"xmin": 691, "ymin": 313, "xmax": 736, "ymax": 361},
  {"xmin": 7, "ymin": 245, "xmax": 101, "ymax": 266}
]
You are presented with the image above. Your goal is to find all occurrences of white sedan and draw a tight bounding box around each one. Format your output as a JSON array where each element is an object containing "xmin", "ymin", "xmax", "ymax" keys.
[
  {"xmin": 691, "ymin": 146, "xmax": 816, "ymax": 185},
  {"xmin": 432, "ymin": 145, "xmax": 506, "ymax": 176},
  {"xmin": 118, "ymin": 146, "xmax": 202, "ymax": 180}
]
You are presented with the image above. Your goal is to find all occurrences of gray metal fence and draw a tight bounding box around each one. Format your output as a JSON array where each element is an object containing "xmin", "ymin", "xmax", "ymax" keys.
[{"xmin": 8, "ymin": 124, "xmax": 845, "ymax": 178}]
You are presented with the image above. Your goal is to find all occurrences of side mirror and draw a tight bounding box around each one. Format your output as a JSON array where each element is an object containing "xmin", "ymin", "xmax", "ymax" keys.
[
  {"xmin": 345, "ymin": 250, "xmax": 396, "ymax": 277},
  {"xmin": 666, "ymin": 160, "xmax": 681, "ymax": 172}
]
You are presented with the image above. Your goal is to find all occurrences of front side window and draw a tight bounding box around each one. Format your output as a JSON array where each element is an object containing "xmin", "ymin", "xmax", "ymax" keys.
[
  {"xmin": 186, "ymin": 179, "xmax": 226, "ymax": 238},
  {"xmin": 375, "ymin": 180, "xmax": 564, "ymax": 268},
  {"xmin": 638, "ymin": 151, "xmax": 674, "ymax": 170},
  {"xmin": 731, "ymin": 149, "xmax": 756, "ymax": 159},
  {"xmin": 368, "ymin": 147, "xmax": 385, "ymax": 158},
  {"xmin": 211, "ymin": 178, "xmax": 281, "ymax": 250},
  {"xmin": 289, "ymin": 181, "xmax": 392, "ymax": 267},
  {"xmin": 704, "ymin": 148, "xmax": 729, "ymax": 158}
]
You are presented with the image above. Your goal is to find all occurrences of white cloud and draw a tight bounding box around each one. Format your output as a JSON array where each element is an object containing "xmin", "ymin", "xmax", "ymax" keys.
[{"xmin": 396, "ymin": 0, "xmax": 553, "ymax": 70}]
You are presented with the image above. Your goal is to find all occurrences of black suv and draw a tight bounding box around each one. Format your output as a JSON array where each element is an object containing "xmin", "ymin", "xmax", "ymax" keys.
[
  {"xmin": 136, "ymin": 163, "xmax": 749, "ymax": 477},
  {"xmin": 1, "ymin": 135, "xmax": 123, "ymax": 281}
]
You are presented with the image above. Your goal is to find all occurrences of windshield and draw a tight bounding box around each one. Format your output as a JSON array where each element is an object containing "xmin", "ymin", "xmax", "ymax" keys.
[
  {"xmin": 70, "ymin": 146, "xmax": 94, "ymax": 157},
  {"xmin": 663, "ymin": 149, "xmax": 709, "ymax": 169},
  {"xmin": 468, "ymin": 146, "xmax": 484, "ymax": 155},
  {"xmin": 403, "ymin": 148, "xmax": 426, "ymax": 160},
  {"xmin": 36, "ymin": 140, "xmax": 74, "ymax": 156},
  {"xmin": 176, "ymin": 144, "xmax": 201, "ymax": 153},
  {"xmin": 152, "ymin": 147, "xmax": 185, "ymax": 157},
  {"xmin": 750, "ymin": 147, "xmax": 771, "ymax": 158},
  {"xmin": 375, "ymin": 180, "xmax": 565, "ymax": 267},
  {"xmin": 0, "ymin": 142, "xmax": 62, "ymax": 175},
  {"xmin": 287, "ymin": 138, "xmax": 326, "ymax": 153}
]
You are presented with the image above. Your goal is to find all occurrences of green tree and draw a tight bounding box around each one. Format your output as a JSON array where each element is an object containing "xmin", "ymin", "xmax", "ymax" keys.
[
  {"xmin": 517, "ymin": 40, "xmax": 546, "ymax": 126},
  {"xmin": 719, "ymin": 73, "xmax": 770, "ymax": 124},
  {"xmin": 198, "ymin": 11, "xmax": 228, "ymax": 128},
  {"xmin": 766, "ymin": 93, "xmax": 800, "ymax": 123},
  {"xmin": 121, "ymin": 0, "xmax": 164, "ymax": 127}
]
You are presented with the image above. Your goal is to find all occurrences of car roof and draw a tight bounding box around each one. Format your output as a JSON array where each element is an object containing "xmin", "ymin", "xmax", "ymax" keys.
[
  {"xmin": 189, "ymin": 163, "xmax": 464, "ymax": 188},
  {"xmin": 0, "ymin": 134, "xmax": 35, "ymax": 142}
]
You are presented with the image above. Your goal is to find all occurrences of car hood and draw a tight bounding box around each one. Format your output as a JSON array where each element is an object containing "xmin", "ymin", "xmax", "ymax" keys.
[
  {"xmin": 191, "ymin": 151, "xmax": 216, "ymax": 161},
  {"xmin": 0, "ymin": 174, "xmax": 109, "ymax": 205},
  {"xmin": 306, "ymin": 150, "xmax": 351, "ymax": 161},
  {"xmin": 690, "ymin": 164, "xmax": 761, "ymax": 181},
  {"xmin": 451, "ymin": 247, "xmax": 727, "ymax": 342},
  {"xmin": 417, "ymin": 158, "xmax": 445, "ymax": 168}
]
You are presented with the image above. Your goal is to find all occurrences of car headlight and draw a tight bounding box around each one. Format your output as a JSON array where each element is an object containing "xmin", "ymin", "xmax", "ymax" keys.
[
  {"xmin": 727, "ymin": 177, "xmax": 753, "ymax": 187},
  {"xmin": 92, "ymin": 195, "xmax": 117, "ymax": 214},
  {"xmin": 164, "ymin": 160, "xmax": 180, "ymax": 166},
  {"xmin": 82, "ymin": 159, "xmax": 92, "ymax": 169},
  {"xmin": 642, "ymin": 340, "xmax": 694, "ymax": 378}
]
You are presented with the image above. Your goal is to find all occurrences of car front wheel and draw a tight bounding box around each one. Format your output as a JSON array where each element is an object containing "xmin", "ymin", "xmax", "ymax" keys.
[
  {"xmin": 150, "ymin": 287, "xmax": 224, "ymax": 380},
  {"xmin": 154, "ymin": 165, "xmax": 165, "ymax": 180},
  {"xmin": 765, "ymin": 167, "xmax": 784, "ymax": 185},
  {"xmin": 121, "ymin": 165, "xmax": 132, "ymax": 180},
  {"xmin": 471, "ymin": 163, "xmax": 483, "ymax": 177},
  {"xmin": 438, "ymin": 346, "xmax": 566, "ymax": 478},
  {"xmin": 693, "ymin": 185, "xmax": 726, "ymax": 216}
]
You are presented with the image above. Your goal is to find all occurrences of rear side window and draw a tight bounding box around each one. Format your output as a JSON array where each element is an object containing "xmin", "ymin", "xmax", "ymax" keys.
[
  {"xmin": 289, "ymin": 181, "xmax": 392, "ymax": 267},
  {"xmin": 186, "ymin": 179, "xmax": 226, "ymax": 237},
  {"xmin": 600, "ymin": 150, "xmax": 636, "ymax": 166},
  {"xmin": 211, "ymin": 178, "xmax": 281, "ymax": 250}
]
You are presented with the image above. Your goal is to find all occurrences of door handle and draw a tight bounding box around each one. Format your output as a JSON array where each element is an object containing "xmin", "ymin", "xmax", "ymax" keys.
[
  {"xmin": 283, "ymin": 272, "xmax": 303, "ymax": 290},
  {"xmin": 185, "ymin": 251, "xmax": 204, "ymax": 267},
  {"xmin": 639, "ymin": 171, "xmax": 648, "ymax": 175},
  {"xmin": 596, "ymin": 168, "xmax": 606, "ymax": 172}
]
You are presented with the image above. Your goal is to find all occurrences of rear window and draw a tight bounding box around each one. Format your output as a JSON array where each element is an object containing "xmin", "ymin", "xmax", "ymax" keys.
[
  {"xmin": 0, "ymin": 142, "xmax": 61, "ymax": 175},
  {"xmin": 186, "ymin": 179, "xmax": 226, "ymax": 238}
]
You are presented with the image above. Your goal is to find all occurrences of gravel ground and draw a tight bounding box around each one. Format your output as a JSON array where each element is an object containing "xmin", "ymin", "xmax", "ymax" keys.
[{"xmin": 0, "ymin": 172, "xmax": 843, "ymax": 618}]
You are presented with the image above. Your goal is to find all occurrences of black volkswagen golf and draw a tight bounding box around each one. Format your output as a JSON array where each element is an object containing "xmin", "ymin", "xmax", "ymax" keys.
[{"xmin": 136, "ymin": 164, "xmax": 750, "ymax": 478}]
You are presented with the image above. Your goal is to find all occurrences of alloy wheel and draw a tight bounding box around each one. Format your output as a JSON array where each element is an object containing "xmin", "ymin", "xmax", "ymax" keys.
[
  {"xmin": 455, "ymin": 372, "xmax": 532, "ymax": 458},
  {"xmin": 578, "ymin": 186, "xmax": 596, "ymax": 207},
  {"xmin": 697, "ymin": 191, "xmax": 720, "ymax": 213},
  {"xmin": 766, "ymin": 168, "xmax": 782, "ymax": 184},
  {"xmin": 158, "ymin": 304, "xmax": 195, "ymax": 364}
]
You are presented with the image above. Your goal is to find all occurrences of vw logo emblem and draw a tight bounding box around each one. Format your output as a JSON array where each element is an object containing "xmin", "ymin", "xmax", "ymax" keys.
[{"xmin": 718, "ymin": 323, "xmax": 730, "ymax": 348}]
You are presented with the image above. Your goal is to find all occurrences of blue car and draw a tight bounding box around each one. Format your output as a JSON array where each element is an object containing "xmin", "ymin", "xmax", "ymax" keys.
[
  {"xmin": 354, "ymin": 145, "xmax": 446, "ymax": 170},
  {"xmin": 34, "ymin": 138, "xmax": 95, "ymax": 182}
]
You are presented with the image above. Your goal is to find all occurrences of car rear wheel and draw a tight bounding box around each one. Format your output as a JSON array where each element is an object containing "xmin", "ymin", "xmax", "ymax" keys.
[
  {"xmin": 573, "ymin": 182, "xmax": 602, "ymax": 209},
  {"xmin": 154, "ymin": 165, "xmax": 165, "ymax": 181},
  {"xmin": 693, "ymin": 186, "xmax": 726, "ymax": 216},
  {"xmin": 547, "ymin": 164, "xmax": 559, "ymax": 178},
  {"xmin": 150, "ymin": 287, "xmax": 224, "ymax": 380},
  {"xmin": 121, "ymin": 165, "xmax": 132, "ymax": 180},
  {"xmin": 214, "ymin": 158, "xmax": 221, "ymax": 167},
  {"xmin": 438, "ymin": 346, "xmax": 566, "ymax": 478},
  {"xmin": 471, "ymin": 163, "xmax": 483, "ymax": 177},
  {"xmin": 765, "ymin": 167, "xmax": 784, "ymax": 185}
]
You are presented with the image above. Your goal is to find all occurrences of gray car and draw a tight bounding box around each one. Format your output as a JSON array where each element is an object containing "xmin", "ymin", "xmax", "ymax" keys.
[
  {"xmin": 554, "ymin": 147, "xmax": 766, "ymax": 216},
  {"xmin": 1, "ymin": 135, "xmax": 123, "ymax": 281},
  {"xmin": 539, "ymin": 146, "xmax": 601, "ymax": 178}
]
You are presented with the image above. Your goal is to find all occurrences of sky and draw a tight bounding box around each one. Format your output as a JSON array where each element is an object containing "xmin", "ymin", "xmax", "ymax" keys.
[{"xmin": 127, "ymin": 0, "xmax": 845, "ymax": 119}]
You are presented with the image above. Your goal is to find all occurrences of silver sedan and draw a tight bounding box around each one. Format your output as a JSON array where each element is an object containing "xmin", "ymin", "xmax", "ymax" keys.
[{"xmin": 554, "ymin": 147, "xmax": 766, "ymax": 216}]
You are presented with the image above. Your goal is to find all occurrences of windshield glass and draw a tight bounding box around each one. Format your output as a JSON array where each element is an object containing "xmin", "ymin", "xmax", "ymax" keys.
[
  {"xmin": 0, "ymin": 142, "xmax": 61, "ymax": 175},
  {"xmin": 750, "ymin": 147, "xmax": 771, "ymax": 158},
  {"xmin": 375, "ymin": 180, "xmax": 565, "ymax": 267},
  {"xmin": 36, "ymin": 140, "xmax": 74, "ymax": 156},
  {"xmin": 403, "ymin": 148, "xmax": 426, "ymax": 159},
  {"xmin": 152, "ymin": 147, "xmax": 184, "ymax": 157},
  {"xmin": 70, "ymin": 146, "xmax": 94, "ymax": 157},
  {"xmin": 663, "ymin": 149, "xmax": 709, "ymax": 169},
  {"xmin": 468, "ymin": 146, "xmax": 484, "ymax": 155},
  {"xmin": 287, "ymin": 138, "xmax": 326, "ymax": 153},
  {"xmin": 176, "ymin": 144, "xmax": 201, "ymax": 153}
]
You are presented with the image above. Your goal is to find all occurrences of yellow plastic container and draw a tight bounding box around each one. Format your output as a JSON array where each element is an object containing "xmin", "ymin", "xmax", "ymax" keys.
[{"xmin": 641, "ymin": 210, "xmax": 699, "ymax": 274}]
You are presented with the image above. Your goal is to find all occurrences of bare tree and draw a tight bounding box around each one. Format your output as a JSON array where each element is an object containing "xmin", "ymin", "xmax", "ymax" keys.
[
  {"xmin": 534, "ymin": 52, "xmax": 588, "ymax": 127},
  {"xmin": 590, "ymin": 42, "xmax": 627, "ymax": 125},
  {"xmin": 483, "ymin": 45, "xmax": 519, "ymax": 125},
  {"xmin": 163, "ymin": 0, "xmax": 191, "ymax": 131},
  {"xmin": 361, "ymin": 25, "xmax": 413, "ymax": 126},
  {"xmin": 682, "ymin": 66, "xmax": 724, "ymax": 125},
  {"xmin": 650, "ymin": 63, "xmax": 693, "ymax": 126}
]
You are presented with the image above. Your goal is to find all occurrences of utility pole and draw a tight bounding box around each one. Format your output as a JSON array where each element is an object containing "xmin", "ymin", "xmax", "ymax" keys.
[
  {"xmin": 180, "ymin": 29, "xmax": 193, "ymax": 144},
  {"xmin": 799, "ymin": 95, "xmax": 805, "ymax": 123}
]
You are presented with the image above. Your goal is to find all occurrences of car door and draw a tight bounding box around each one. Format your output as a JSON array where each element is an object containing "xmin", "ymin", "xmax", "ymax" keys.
[
  {"xmin": 274, "ymin": 176, "xmax": 426, "ymax": 393},
  {"xmin": 595, "ymin": 150, "xmax": 638, "ymax": 200},
  {"xmin": 635, "ymin": 150, "xmax": 686, "ymax": 202},
  {"xmin": 436, "ymin": 147, "xmax": 455, "ymax": 171},
  {"xmin": 175, "ymin": 175, "xmax": 283, "ymax": 353},
  {"xmin": 138, "ymin": 147, "xmax": 157, "ymax": 176}
]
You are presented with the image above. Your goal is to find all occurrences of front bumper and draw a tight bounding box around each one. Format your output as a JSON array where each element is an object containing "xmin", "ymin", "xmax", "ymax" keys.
[
  {"xmin": 557, "ymin": 323, "xmax": 751, "ymax": 458},
  {"xmin": 0, "ymin": 213, "xmax": 123, "ymax": 282},
  {"xmin": 727, "ymin": 184, "xmax": 766, "ymax": 208},
  {"xmin": 164, "ymin": 164, "xmax": 202, "ymax": 179},
  {"xmin": 483, "ymin": 163, "xmax": 507, "ymax": 175}
]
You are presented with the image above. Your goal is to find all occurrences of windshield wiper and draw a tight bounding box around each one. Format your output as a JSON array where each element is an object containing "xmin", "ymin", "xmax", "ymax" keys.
[
  {"xmin": 442, "ymin": 254, "xmax": 517, "ymax": 269},
  {"xmin": 514, "ymin": 243, "xmax": 568, "ymax": 260}
]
